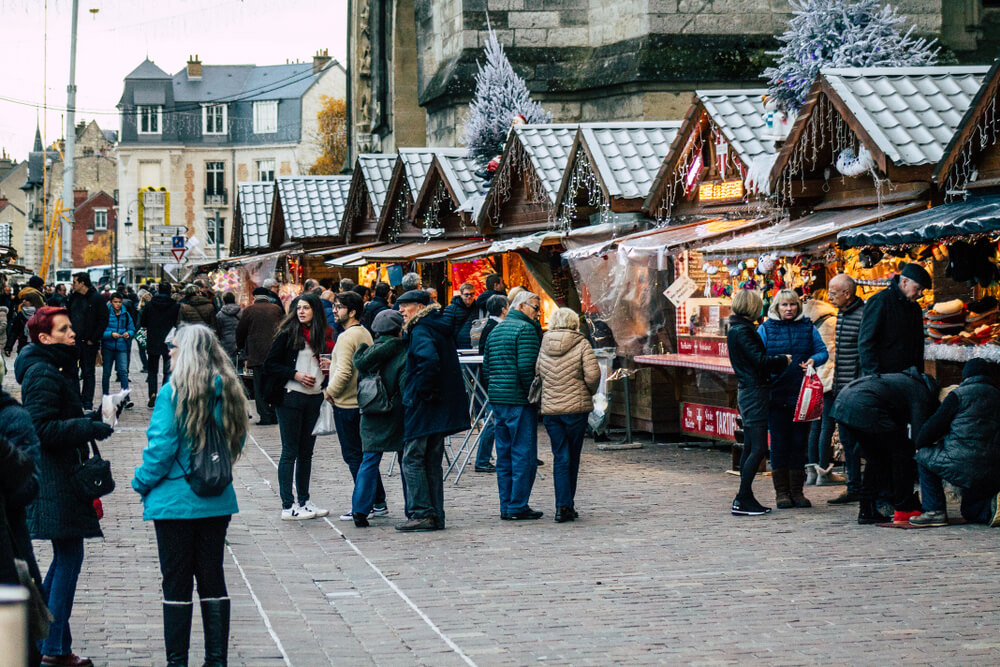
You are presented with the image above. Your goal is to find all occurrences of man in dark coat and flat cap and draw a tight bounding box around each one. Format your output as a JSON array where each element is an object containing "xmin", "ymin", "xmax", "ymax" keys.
[{"xmin": 857, "ymin": 262, "xmax": 930, "ymax": 376}]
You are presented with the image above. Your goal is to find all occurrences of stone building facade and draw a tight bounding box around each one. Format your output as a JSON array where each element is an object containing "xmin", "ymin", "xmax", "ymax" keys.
[{"xmin": 348, "ymin": 0, "xmax": 1000, "ymax": 153}]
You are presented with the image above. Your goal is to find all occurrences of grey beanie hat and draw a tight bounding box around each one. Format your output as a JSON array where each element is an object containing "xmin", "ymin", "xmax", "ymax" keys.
[{"xmin": 372, "ymin": 309, "xmax": 404, "ymax": 334}]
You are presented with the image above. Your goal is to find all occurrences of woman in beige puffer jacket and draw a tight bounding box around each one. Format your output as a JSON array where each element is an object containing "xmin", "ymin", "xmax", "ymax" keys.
[{"xmin": 536, "ymin": 307, "xmax": 601, "ymax": 523}]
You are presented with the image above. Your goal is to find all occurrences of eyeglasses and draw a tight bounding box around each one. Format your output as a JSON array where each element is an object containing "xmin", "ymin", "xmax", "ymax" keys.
[
  {"xmin": 461, "ymin": 292, "xmax": 475, "ymax": 298},
  {"xmin": 525, "ymin": 303, "xmax": 540, "ymax": 312}
]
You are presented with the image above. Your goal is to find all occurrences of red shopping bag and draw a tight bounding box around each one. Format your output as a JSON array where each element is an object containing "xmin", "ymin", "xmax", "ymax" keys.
[{"xmin": 793, "ymin": 366, "xmax": 824, "ymax": 422}]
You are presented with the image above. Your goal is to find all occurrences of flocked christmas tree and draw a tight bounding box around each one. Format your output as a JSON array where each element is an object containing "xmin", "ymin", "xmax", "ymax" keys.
[
  {"xmin": 763, "ymin": 0, "xmax": 939, "ymax": 112},
  {"xmin": 464, "ymin": 23, "xmax": 551, "ymax": 169}
]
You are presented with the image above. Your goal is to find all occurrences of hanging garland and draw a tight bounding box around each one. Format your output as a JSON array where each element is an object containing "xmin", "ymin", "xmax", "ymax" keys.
[
  {"xmin": 557, "ymin": 150, "xmax": 609, "ymax": 230},
  {"xmin": 943, "ymin": 94, "xmax": 998, "ymax": 201},
  {"xmin": 386, "ymin": 184, "xmax": 412, "ymax": 243}
]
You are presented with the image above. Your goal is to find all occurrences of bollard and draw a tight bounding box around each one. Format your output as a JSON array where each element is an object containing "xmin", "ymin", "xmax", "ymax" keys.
[{"xmin": 0, "ymin": 584, "xmax": 29, "ymax": 667}]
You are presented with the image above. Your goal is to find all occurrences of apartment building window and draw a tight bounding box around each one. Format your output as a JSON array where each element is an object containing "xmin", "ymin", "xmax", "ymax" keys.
[
  {"xmin": 257, "ymin": 159, "xmax": 275, "ymax": 181},
  {"xmin": 202, "ymin": 104, "xmax": 228, "ymax": 135},
  {"xmin": 205, "ymin": 161, "xmax": 226, "ymax": 205},
  {"xmin": 253, "ymin": 100, "xmax": 278, "ymax": 134},
  {"xmin": 206, "ymin": 215, "xmax": 225, "ymax": 246},
  {"xmin": 94, "ymin": 209, "xmax": 108, "ymax": 231},
  {"xmin": 137, "ymin": 105, "xmax": 162, "ymax": 134}
]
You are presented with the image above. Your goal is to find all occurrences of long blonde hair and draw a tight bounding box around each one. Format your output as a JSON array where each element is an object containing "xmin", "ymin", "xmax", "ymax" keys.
[{"xmin": 169, "ymin": 324, "xmax": 248, "ymax": 458}]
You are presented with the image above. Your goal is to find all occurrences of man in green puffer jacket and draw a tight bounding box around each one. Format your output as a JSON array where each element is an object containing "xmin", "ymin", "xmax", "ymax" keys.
[{"xmin": 483, "ymin": 291, "xmax": 543, "ymax": 521}]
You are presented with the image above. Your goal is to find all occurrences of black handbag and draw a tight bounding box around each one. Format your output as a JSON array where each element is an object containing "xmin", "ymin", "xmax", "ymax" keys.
[{"xmin": 69, "ymin": 441, "xmax": 115, "ymax": 501}]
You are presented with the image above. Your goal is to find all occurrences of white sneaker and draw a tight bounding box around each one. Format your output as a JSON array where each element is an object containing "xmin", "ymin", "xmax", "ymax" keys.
[
  {"xmin": 281, "ymin": 504, "xmax": 315, "ymax": 521},
  {"xmin": 300, "ymin": 500, "xmax": 329, "ymax": 518},
  {"xmin": 338, "ymin": 511, "xmax": 353, "ymax": 521}
]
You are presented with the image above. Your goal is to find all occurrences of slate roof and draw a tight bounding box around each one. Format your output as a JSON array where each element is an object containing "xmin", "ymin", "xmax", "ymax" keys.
[
  {"xmin": 398, "ymin": 148, "xmax": 464, "ymax": 195},
  {"xmin": 125, "ymin": 59, "xmax": 170, "ymax": 80},
  {"xmin": 357, "ymin": 154, "xmax": 397, "ymax": 218},
  {"xmin": 822, "ymin": 66, "xmax": 989, "ymax": 167},
  {"xmin": 577, "ymin": 122, "xmax": 682, "ymax": 200},
  {"xmin": 697, "ymin": 90, "xmax": 777, "ymax": 165},
  {"xmin": 172, "ymin": 63, "xmax": 321, "ymax": 102},
  {"xmin": 236, "ymin": 182, "xmax": 274, "ymax": 250},
  {"xmin": 276, "ymin": 176, "xmax": 352, "ymax": 240},
  {"xmin": 513, "ymin": 124, "xmax": 578, "ymax": 202},
  {"xmin": 438, "ymin": 153, "xmax": 482, "ymax": 206}
]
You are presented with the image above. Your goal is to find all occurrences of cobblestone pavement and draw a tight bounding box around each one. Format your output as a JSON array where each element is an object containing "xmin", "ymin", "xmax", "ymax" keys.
[{"xmin": 6, "ymin": 358, "xmax": 1000, "ymax": 666}]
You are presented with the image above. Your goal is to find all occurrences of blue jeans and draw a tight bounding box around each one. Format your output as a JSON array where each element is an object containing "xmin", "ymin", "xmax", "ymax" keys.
[
  {"xmin": 768, "ymin": 405, "xmax": 809, "ymax": 470},
  {"xmin": 544, "ymin": 413, "xmax": 588, "ymax": 509},
  {"xmin": 352, "ymin": 452, "xmax": 398, "ymax": 515},
  {"xmin": 493, "ymin": 403, "xmax": 539, "ymax": 514},
  {"xmin": 40, "ymin": 537, "xmax": 84, "ymax": 657},
  {"xmin": 918, "ymin": 463, "xmax": 994, "ymax": 522},
  {"xmin": 101, "ymin": 346, "xmax": 130, "ymax": 395},
  {"xmin": 402, "ymin": 434, "xmax": 445, "ymax": 524},
  {"xmin": 807, "ymin": 392, "xmax": 836, "ymax": 467},
  {"xmin": 476, "ymin": 411, "xmax": 495, "ymax": 467},
  {"xmin": 275, "ymin": 391, "xmax": 323, "ymax": 509},
  {"xmin": 334, "ymin": 406, "xmax": 385, "ymax": 508}
]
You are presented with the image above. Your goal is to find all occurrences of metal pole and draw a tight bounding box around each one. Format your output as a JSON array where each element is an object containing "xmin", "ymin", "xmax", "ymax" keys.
[
  {"xmin": 215, "ymin": 209, "xmax": 220, "ymax": 260},
  {"xmin": 61, "ymin": 0, "xmax": 79, "ymax": 269},
  {"xmin": 113, "ymin": 216, "xmax": 118, "ymax": 287}
]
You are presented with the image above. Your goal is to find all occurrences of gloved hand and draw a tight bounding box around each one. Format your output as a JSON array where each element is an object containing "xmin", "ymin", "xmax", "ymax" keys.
[
  {"xmin": 91, "ymin": 421, "xmax": 114, "ymax": 441},
  {"xmin": 87, "ymin": 410, "xmax": 102, "ymax": 422}
]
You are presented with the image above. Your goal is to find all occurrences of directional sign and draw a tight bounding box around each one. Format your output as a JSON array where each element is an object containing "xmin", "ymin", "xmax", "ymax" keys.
[
  {"xmin": 149, "ymin": 244, "xmax": 173, "ymax": 252},
  {"xmin": 150, "ymin": 256, "xmax": 178, "ymax": 264},
  {"xmin": 151, "ymin": 225, "xmax": 186, "ymax": 235}
]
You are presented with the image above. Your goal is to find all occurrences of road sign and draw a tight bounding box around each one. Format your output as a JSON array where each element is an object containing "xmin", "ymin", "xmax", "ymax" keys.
[
  {"xmin": 151, "ymin": 225, "xmax": 185, "ymax": 234},
  {"xmin": 172, "ymin": 248, "xmax": 187, "ymax": 262},
  {"xmin": 172, "ymin": 235, "xmax": 186, "ymax": 249},
  {"xmin": 149, "ymin": 244, "xmax": 172, "ymax": 252},
  {"xmin": 150, "ymin": 256, "xmax": 178, "ymax": 264}
]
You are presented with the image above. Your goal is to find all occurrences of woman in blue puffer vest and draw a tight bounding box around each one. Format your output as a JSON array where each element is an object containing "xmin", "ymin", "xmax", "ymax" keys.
[
  {"xmin": 132, "ymin": 323, "xmax": 249, "ymax": 666},
  {"xmin": 758, "ymin": 289, "xmax": 828, "ymax": 510}
]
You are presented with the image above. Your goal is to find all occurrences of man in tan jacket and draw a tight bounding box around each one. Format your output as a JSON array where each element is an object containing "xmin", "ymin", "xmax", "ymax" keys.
[{"xmin": 325, "ymin": 290, "xmax": 383, "ymax": 520}]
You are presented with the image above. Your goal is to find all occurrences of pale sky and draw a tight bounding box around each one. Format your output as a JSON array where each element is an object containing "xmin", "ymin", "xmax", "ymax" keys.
[{"xmin": 0, "ymin": 0, "xmax": 348, "ymax": 159}]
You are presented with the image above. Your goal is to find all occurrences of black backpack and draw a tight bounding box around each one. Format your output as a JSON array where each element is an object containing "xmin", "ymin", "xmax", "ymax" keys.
[
  {"xmin": 357, "ymin": 372, "xmax": 392, "ymax": 415},
  {"xmin": 176, "ymin": 399, "xmax": 233, "ymax": 497}
]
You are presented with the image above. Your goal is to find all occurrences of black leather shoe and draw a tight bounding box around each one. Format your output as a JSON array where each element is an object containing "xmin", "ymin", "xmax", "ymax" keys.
[
  {"xmin": 554, "ymin": 506, "xmax": 575, "ymax": 523},
  {"xmin": 536, "ymin": 459, "xmax": 544, "ymax": 466},
  {"xmin": 475, "ymin": 463, "xmax": 496, "ymax": 473},
  {"xmin": 257, "ymin": 419, "xmax": 277, "ymax": 426},
  {"xmin": 353, "ymin": 512, "xmax": 369, "ymax": 527},
  {"xmin": 827, "ymin": 491, "xmax": 860, "ymax": 505},
  {"xmin": 503, "ymin": 508, "xmax": 543, "ymax": 521},
  {"xmin": 395, "ymin": 517, "xmax": 436, "ymax": 531}
]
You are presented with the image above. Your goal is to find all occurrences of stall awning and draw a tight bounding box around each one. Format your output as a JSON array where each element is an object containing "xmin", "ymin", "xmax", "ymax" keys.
[
  {"xmin": 360, "ymin": 239, "xmax": 472, "ymax": 263},
  {"xmin": 838, "ymin": 195, "xmax": 1000, "ymax": 248},
  {"xmin": 417, "ymin": 240, "xmax": 493, "ymax": 262},
  {"xmin": 563, "ymin": 217, "xmax": 769, "ymax": 261},
  {"xmin": 699, "ymin": 202, "xmax": 926, "ymax": 259},
  {"xmin": 325, "ymin": 244, "xmax": 404, "ymax": 267},
  {"xmin": 304, "ymin": 243, "xmax": 373, "ymax": 258}
]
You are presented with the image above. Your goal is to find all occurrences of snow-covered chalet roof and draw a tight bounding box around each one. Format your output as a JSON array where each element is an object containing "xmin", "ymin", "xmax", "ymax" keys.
[
  {"xmin": 235, "ymin": 182, "xmax": 273, "ymax": 250},
  {"xmin": 511, "ymin": 124, "xmax": 578, "ymax": 202},
  {"xmin": 357, "ymin": 154, "xmax": 397, "ymax": 218},
  {"xmin": 696, "ymin": 89, "xmax": 779, "ymax": 167},
  {"xmin": 276, "ymin": 176, "xmax": 352, "ymax": 239},
  {"xmin": 575, "ymin": 122, "xmax": 681, "ymax": 200}
]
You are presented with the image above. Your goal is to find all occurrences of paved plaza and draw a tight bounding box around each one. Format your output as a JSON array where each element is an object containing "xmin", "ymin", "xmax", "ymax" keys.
[{"xmin": 6, "ymin": 365, "xmax": 1000, "ymax": 666}]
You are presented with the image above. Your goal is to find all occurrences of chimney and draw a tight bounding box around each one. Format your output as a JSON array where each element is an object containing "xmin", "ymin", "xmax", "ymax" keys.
[
  {"xmin": 74, "ymin": 188, "xmax": 88, "ymax": 208},
  {"xmin": 313, "ymin": 49, "xmax": 331, "ymax": 74},
  {"xmin": 0, "ymin": 193, "xmax": 7, "ymax": 206},
  {"xmin": 187, "ymin": 54, "xmax": 202, "ymax": 81}
]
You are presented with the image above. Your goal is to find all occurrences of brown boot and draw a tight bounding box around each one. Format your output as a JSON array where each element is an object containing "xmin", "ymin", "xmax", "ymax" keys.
[
  {"xmin": 789, "ymin": 468, "xmax": 812, "ymax": 508},
  {"xmin": 772, "ymin": 469, "xmax": 793, "ymax": 509}
]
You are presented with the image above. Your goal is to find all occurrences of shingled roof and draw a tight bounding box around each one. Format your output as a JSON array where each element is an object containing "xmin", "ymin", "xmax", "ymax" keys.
[
  {"xmin": 821, "ymin": 66, "xmax": 988, "ymax": 168},
  {"xmin": 274, "ymin": 176, "xmax": 352, "ymax": 240},
  {"xmin": 697, "ymin": 90, "xmax": 777, "ymax": 167},
  {"xmin": 575, "ymin": 122, "xmax": 681, "ymax": 200},
  {"xmin": 357, "ymin": 154, "xmax": 397, "ymax": 219},
  {"xmin": 234, "ymin": 182, "xmax": 273, "ymax": 251}
]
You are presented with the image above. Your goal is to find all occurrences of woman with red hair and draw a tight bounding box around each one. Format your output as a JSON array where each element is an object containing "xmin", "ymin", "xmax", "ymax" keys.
[{"xmin": 14, "ymin": 306, "xmax": 114, "ymax": 667}]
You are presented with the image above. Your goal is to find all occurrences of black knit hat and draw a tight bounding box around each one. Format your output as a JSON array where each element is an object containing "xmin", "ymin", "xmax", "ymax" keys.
[
  {"xmin": 900, "ymin": 262, "xmax": 932, "ymax": 289},
  {"xmin": 963, "ymin": 358, "xmax": 994, "ymax": 380},
  {"xmin": 28, "ymin": 275, "xmax": 44, "ymax": 289}
]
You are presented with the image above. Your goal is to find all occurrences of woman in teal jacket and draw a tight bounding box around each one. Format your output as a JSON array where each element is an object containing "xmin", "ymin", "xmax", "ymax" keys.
[{"xmin": 132, "ymin": 323, "xmax": 249, "ymax": 667}]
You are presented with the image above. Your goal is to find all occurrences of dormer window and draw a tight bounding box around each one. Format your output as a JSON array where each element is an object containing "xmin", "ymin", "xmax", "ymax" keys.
[
  {"xmin": 137, "ymin": 106, "xmax": 162, "ymax": 134},
  {"xmin": 202, "ymin": 104, "xmax": 227, "ymax": 135},
  {"xmin": 253, "ymin": 101, "xmax": 278, "ymax": 134}
]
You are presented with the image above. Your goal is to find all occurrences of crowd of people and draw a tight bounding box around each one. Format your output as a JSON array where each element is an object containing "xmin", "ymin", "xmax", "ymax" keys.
[
  {"xmin": 4, "ymin": 259, "xmax": 1000, "ymax": 665},
  {"xmin": 728, "ymin": 265, "xmax": 1000, "ymax": 532}
]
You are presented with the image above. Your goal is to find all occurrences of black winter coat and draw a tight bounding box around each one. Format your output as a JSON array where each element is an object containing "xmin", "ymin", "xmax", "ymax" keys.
[
  {"xmin": 354, "ymin": 336, "xmax": 407, "ymax": 452},
  {"xmin": 360, "ymin": 297, "xmax": 389, "ymax": 332},
  {"xmin": 726, "ymin": 315, "xmax": 788, "ymax": 390},
  {"xmin": 857, "ymin": 277, "xmax": 924, "ymax": 375},
  {"xmin": 14, "ymin": 344, "xmax": 104, "ymax": 540},
  {"xmin": 216, "ymin": 304, "xmax": 242, "ymax": 357},
  {"xmin": 68, "ymin": 287, "xmax": 109, "ymax": 345},
  {"xmin": 915, "ymin": 376, "xmax": 1000, "ymax": 494},
  {"xmin": 140, "ymin": 294, "xmax": 181, "ymax": 356},
  {"xmin": 401, "ymin": 304, "xmax": 469, "ymax": 440},
  {"xmin": 443, "ymin": 296, "xmax": 476, "ymax": 350},
  {"xmin": 478, "ymin": 318, "xmax": 500, "ymax": 356},
  {"xmin": 830, "ymin": 368, "xmax": 938, "ymax": 436},
  {"xmin": 833, "ymin": 297, "xmax": 865, "ymax": 392},
  {"xmin": 0, "ymin": 390, "xmax": 42, "ymax": 587},
  {"xmin": 261, "ymin": 327, "xmax": 331, "ymax": 406}
]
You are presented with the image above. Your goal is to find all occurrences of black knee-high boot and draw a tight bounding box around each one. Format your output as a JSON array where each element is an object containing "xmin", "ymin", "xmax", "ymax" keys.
[
  {"xmin": 163, "ymin": 602, "xmax": 193, "ymax": 666},
  {"xmin": 201, "ymin": 598, "xmax": 230, "ymax": 667}
]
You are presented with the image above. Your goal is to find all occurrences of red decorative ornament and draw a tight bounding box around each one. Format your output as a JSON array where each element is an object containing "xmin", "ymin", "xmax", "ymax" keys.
[{"xmin": 487, "ymin": 156, "xmax": 501, "ymax": 173}]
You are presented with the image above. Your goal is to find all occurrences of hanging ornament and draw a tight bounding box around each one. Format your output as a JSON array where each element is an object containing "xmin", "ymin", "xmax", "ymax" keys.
[
  {"xmin": 715, "ymin": 133, "xmax": 729, "ymax": 179},
  {"xmin": 835, "ymin": 145, "xmax": 875, "ymax": 177}
]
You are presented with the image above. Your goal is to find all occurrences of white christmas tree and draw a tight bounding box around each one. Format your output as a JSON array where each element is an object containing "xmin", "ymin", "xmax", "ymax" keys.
[
  {"xmin": 763, "ymin": 0, "xmax": 939, "ymax": 112},
  {"xmin": 464, "ymin": 24, "xmax": 551, "ymax": 167}
]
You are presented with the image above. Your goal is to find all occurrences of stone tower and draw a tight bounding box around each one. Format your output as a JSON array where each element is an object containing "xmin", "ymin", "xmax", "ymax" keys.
[{"xmin": 347, "ymin": 1, "xmax": 999, "ymax": 156}]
